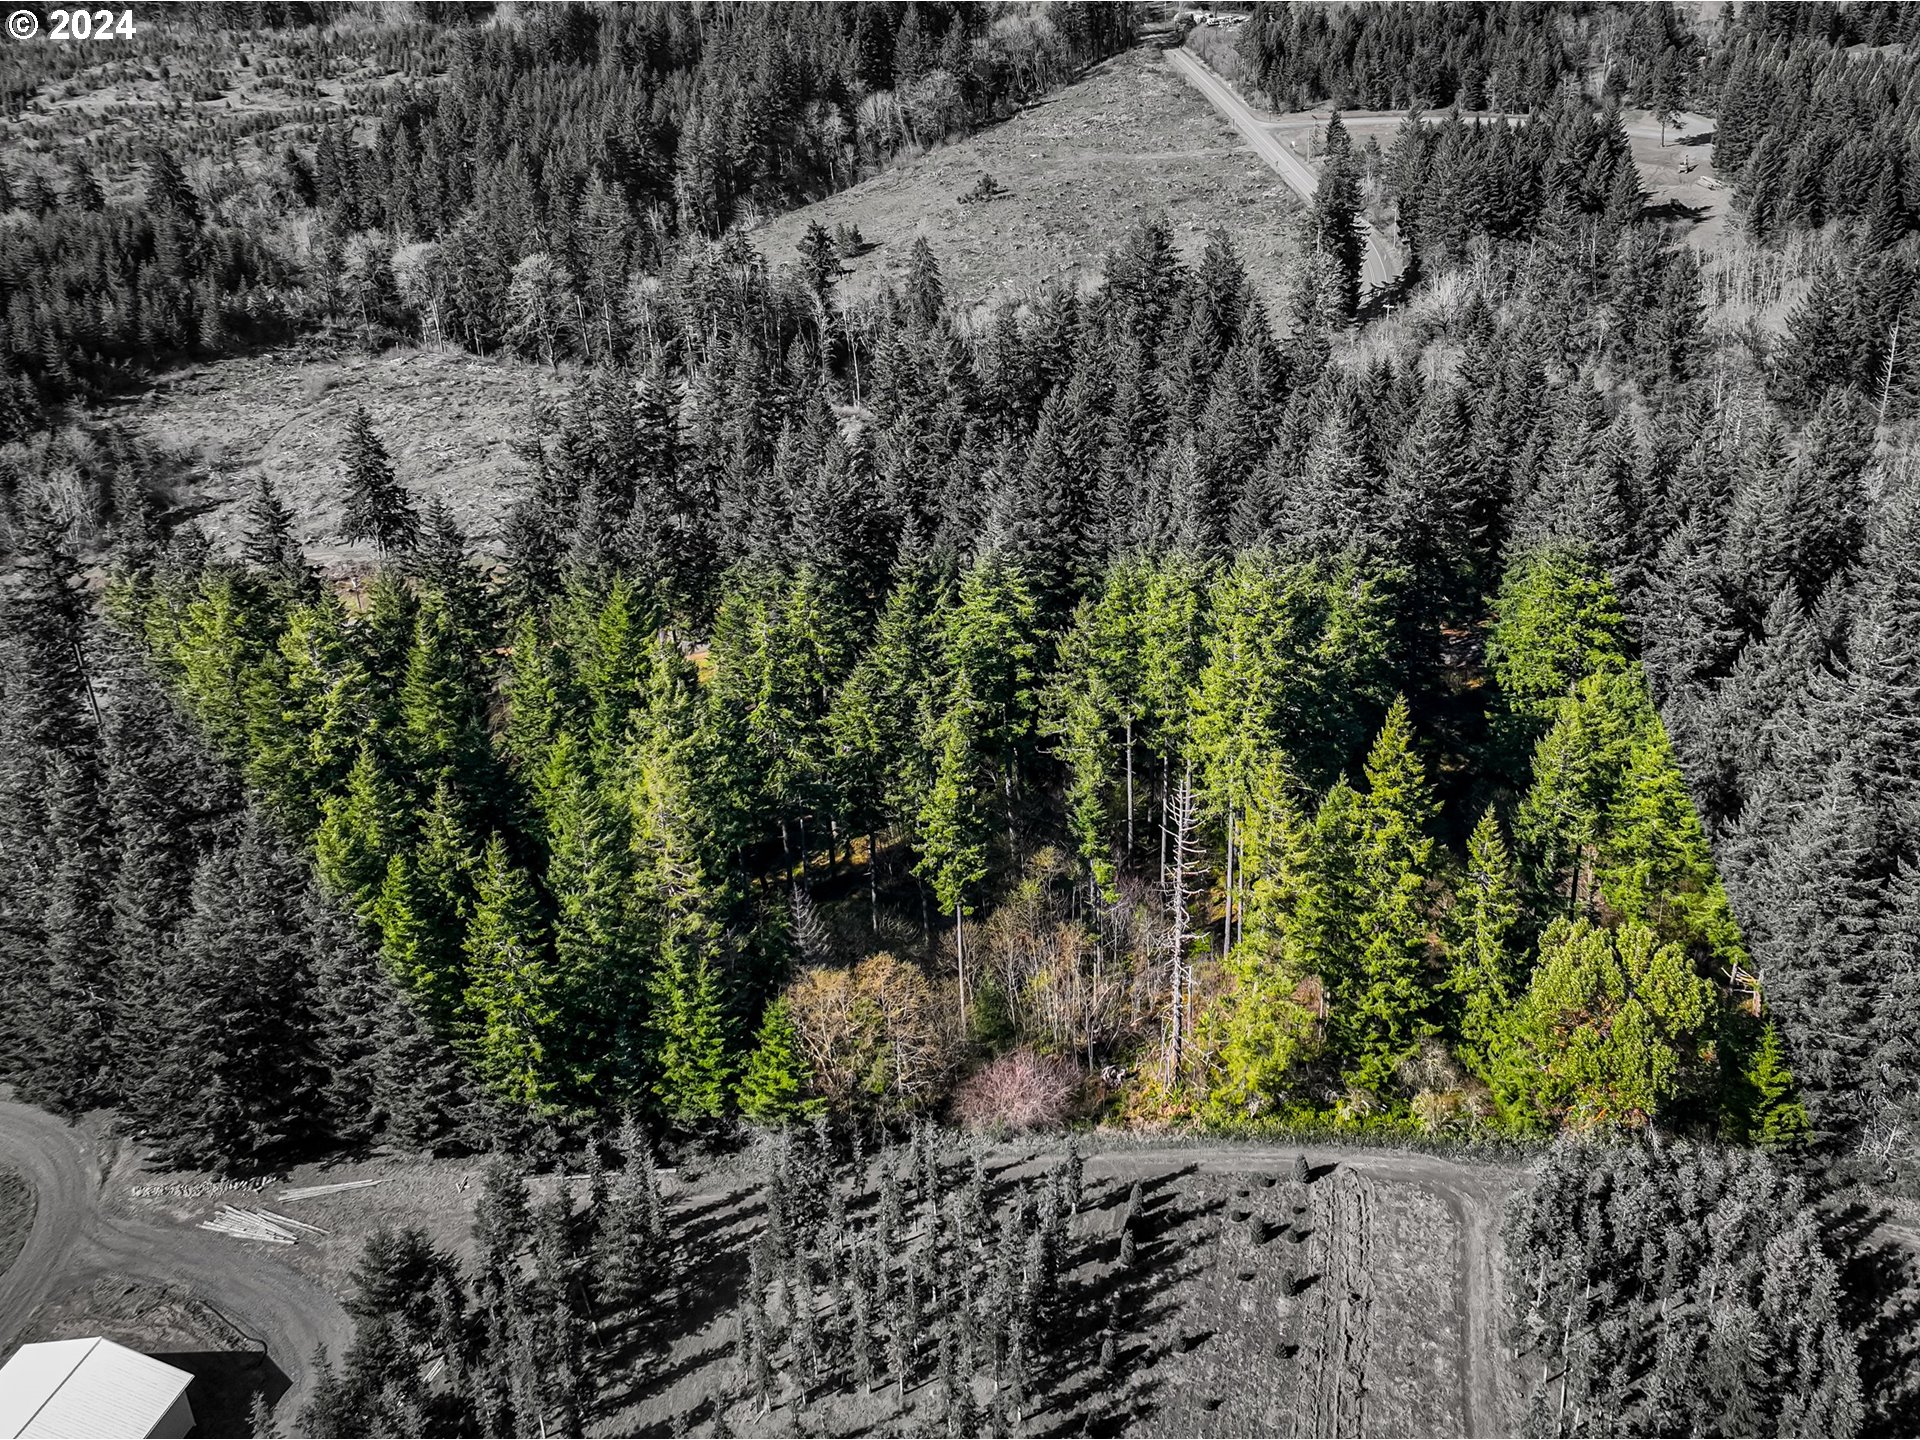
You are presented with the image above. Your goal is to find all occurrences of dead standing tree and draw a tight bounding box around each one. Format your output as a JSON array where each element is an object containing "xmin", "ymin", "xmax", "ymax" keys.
[{"xmin": 1161, "ymin": 761, "xmax": 1207, "ymax": 1088}]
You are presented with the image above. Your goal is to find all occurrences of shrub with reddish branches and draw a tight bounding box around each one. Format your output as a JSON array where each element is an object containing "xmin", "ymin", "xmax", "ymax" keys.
[{"xmin": 953, "ymin": 1048, "xmax": 1080, "ymax": 1133}]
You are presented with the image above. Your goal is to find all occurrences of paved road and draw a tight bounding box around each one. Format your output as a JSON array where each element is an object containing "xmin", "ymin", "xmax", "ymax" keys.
[
  {"xmin": 0, "ymin": 1102, "xmax": 351, "ymax": 1429},
  {"xmin": 1168, "ymin": 47, "xmax": 1404, "ymax": 293}
]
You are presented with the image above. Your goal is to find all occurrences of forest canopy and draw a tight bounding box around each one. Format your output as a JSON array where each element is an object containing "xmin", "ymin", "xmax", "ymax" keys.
[{"xmin": 0, "ymin": 1, "xmax": 1913, "ymax": 1211}]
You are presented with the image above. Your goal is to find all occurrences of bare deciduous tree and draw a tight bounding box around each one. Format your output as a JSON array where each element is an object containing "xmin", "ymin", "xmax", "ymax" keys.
[{"xmin": 785, "ymin": 953, "xmax": 962, "ymax": 1115}]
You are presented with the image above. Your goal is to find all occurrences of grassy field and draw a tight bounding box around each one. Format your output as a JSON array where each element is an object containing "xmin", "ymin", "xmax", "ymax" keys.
[{"xmin": 756, "ymin": 43, "xmax": 1305, "ymax": 318}]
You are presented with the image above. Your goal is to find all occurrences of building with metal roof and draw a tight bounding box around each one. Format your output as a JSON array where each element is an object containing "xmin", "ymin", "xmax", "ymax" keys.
[{"xmin": 0, "ymin": 1338, "xmax": 195, "ymax": 1439}]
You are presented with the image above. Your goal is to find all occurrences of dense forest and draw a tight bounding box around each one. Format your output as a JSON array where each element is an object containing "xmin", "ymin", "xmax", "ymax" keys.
[
  {"xmin": 0, "ymin": 0, "xmax": 1912, "ymax": 1179},
  {"xmin": 1237, "ymin": 1, "xmax": 1575, "ymax": 113},
  {"xmin": 0, "ymin": 108, "xmax": 1873, "ymax": 1172},
  {"xmin": 0, "ymin": 0, "xmax": 1131, "ymax": 435},
  {"xmin": 1505, "ymin": 1142, "xmax": 1884, "ymax": 1435},
  {"xmin": 3, "ymin": 1, "xmax": 1919, "ymax": 1435}
]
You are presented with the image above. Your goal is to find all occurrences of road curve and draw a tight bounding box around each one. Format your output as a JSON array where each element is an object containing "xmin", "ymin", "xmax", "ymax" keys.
[
  {"xmin": 0, "ymin": 1102, "xmax": 351, "ymax": 1429},
  {"xmin": 1167, "ymin": 46, "xmax": 1404, "ymax": 294}
]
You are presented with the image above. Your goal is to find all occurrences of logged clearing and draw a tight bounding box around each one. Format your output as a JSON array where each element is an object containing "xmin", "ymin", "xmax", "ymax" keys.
[
  {"xmin": 94, "ymin": 43, "xmax": 1316, "ymax": 570},
  {"xmin": 756, "ymin": 45, "xmax": 1305, "ymax": 314},
  {"xmin": 610, "ymin": 1142, "xmax": 1522, "ymax": 1439},
  {"xmin": 14, "ymin": 1110, "xmax": 1527, "ymax": 1439},
  {"xmin": 106, "ymin": 344, "xmax": 571, "ymax": 571}
]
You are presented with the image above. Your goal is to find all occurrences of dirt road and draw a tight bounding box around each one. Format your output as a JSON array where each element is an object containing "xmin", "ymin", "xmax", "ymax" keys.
[
  {"xmin": 0, "ymin": 1102, "xmax": 351, "ymax": 1428},
  {"xmin": 1166, "ymin": 46, "xmax": 1725, "ymax": 270},
  {"xmin": 1073, "ymin": 1141, "xmax": 1523, "ymax": 1439},
  {"xmin": 0, "ymin": 1102, "xmax": 1523, "ymax": 1438},
  {"xmin": 1166, "ymin": 47, "xmax": 1404, "ymax": 294}
]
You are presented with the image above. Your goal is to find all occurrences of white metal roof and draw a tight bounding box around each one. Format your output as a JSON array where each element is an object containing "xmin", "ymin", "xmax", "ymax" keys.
[{"xmin": 0, "ymin": 1338, "xmax": 193, "ymax": 1439}]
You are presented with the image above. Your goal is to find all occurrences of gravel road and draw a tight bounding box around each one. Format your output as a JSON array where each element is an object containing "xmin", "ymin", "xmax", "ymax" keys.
[
  {"xmin": 0, "ymin": 1102, "xmax": 352, "ymax": 1429},
  {"xmin": 1167, "ymin": 46, "xmax": 1405, "ymax": 293}
]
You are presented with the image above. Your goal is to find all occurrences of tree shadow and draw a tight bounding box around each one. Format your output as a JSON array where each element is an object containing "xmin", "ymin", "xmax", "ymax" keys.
[
  {"xmin": 1834, "ymin": 1197, "xmax": 1920, "ymax": 1433},
  {"xmin": 152, "ymin": 1349, "xmax": 288, "ymax": 1440},
  {"xmin": 1643, "ymin": 198, "xmax": 1712, "ymax": 225},
  {"xmin": 1358, "ymin": 273, "xmax": 1415, "ymax": 324}
]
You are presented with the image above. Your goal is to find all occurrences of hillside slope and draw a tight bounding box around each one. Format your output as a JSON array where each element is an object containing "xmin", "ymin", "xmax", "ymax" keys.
[
  {"xmin": 107, "ymin": 346, "xmax": 568, "ymax": 571},
  {"xmin": 756, "ymin": 45, "xmax": 1304, "ymax": 315}
]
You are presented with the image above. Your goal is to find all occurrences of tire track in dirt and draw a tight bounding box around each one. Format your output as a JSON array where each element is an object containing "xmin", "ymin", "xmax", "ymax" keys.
[
  {"xmin": 0, "ymin": 1102, "xmax": 351, "ymax": 1428},
  {"xmin": 1076, "ymin": 1143, "xmax": 1522, "ymax": 1438},
  {"xmin": 1291, "ymin": 1181, "xmax": 1334, "ymax": 1438},
  {"xmin": 1420, "ymin": 1176, "xmax": 1502, "ymax": 1438},
  {"xmin": 1337, "ymin": 1172, "xmax": 1374, "ymax": 1438}
]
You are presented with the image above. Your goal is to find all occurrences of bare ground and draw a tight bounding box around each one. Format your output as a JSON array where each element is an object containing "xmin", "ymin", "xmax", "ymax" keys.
[
  {"xmin": 1023, "ymin": 1144, "xmax": 1520, "ymax": 1439},
  {"xmin": 0, "ymin": 1099, "xmax": 1527, "ymax": 1439},
  {"xmin": 609, "ymin": 1139, "xmax": 1528, "ymax": 1438},
  {"xmin": 0, "ymin": 1102, "xmax": 352, "ymax": 1434},
  {"xmin": 104, "ymin": 343, "xmax": 571, "ymax": 573},
  {"xmin": 754, "ymin": 44, "xmax": 1305, "ymax": 317}
]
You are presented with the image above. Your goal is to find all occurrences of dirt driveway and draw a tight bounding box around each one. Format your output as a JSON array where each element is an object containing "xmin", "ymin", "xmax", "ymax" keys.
[{"xmin": 0, "ymin": 1102, "xmax": 352, "ymax": 1431}]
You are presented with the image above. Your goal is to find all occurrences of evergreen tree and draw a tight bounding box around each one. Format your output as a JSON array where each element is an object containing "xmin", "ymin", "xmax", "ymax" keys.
[
  {"xmin": 1337, "ymin": 698, "xmax": 1439, "ymax": 1093},
  {"xmin": 628, "ymin": 715, "xmax": 733, "ymax": 1120},
  {"xmin": 241, "ymin": 476, "xmax": 313, "ymax": 594},
  {"xmin": 248, "ymin": 594, "xmax": 368, "ymax": 833},
  {"xmin": 649, "ymin": 933, "xmax": 731, "ymax": 1124},
  {"xmin": 542, "ymin": 735, "xmax": 634, "ymax": 1094},
  {"xmin": 1488, "ymin": 548, "xmax": 1631, "ymax": 763},
  {"xmin": 1491, "ymin": 917, "xmax": 1713, "ymax": 1133},
  {"xmin": 32, "ymin": 751, "xmax": 117, "ymax": 1113},
  {"xmin": 314, "ymin": 741, "xmax": 409, "ymax": 915},
  {"xmin": 737, "ymin": 998, "xmax": 818, "ymax": 1124},
  {"xmin": 1310, "ymin": 113, "xmax": 1365, "ymax": 322},
  {"xmin": 339, "ymin": 406, "xmax": 422, "ymax": 555},
  {"xmin": 797, "ymin": 221, "xmax": 840, "ymax": 307},
  {"xmin": 1447, "ymin": 807, "xmax": 1522, "ymax": 1082},
  {"xmin": 397, "ymin": 594, "xmax": 489, "ymax": 788},
  {"xmin": 905, "ymin": 236, "xmax": 945, "ymax": 330},
  {"xmin": 411, "ymin": 498, "xmax": 494, "ymax": 651},
  {"xmin": 1203, "ymin": 755, "xmax": 1318, "ymax": 1119},
  {"xmin": 462, "ymin": 834, "xmax": 560, "ymax": 1110},
  {"xmin": 591, "ymin": 1113, "xmax": 660, "ymax": 1320},
  {"xmin": 137, "ymin": 819, "xmax": 324, "ymax": 1171}
]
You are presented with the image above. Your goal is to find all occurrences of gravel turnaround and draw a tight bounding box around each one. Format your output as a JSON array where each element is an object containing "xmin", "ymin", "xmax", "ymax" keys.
[{"xmin": 0, "ymin": 1101, "xmax": 352, "ymax": 1429}]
